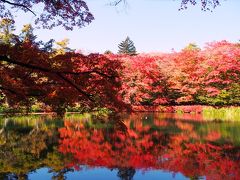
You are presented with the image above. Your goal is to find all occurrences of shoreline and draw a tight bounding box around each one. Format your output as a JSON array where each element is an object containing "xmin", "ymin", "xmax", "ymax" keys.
[
  {"xmin": 131, "ymin": 105, "xmax": 240, "ymax": 113},
  {"xmin": 0, "ymin": 105, "xmax": 239, "ymax": 115}
]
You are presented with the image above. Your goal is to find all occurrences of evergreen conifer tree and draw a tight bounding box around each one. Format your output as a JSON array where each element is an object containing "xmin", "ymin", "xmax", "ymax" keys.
[{"xmin": 118, "ymin": 36, "xmax": 137, "ymax": 55}]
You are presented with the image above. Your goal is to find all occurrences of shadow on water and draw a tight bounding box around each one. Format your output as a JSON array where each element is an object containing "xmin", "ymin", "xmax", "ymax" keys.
[{"xmin": 0, "ymin": 112, "xmax": 240, "ymax": 179}]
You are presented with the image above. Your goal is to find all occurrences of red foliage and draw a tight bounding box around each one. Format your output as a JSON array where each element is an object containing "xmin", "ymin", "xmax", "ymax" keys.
[
  {"xmin": 58, "ymin": 117, "xmax": 240, "ymax": 179},
  {"xmin": 108, "ymin": 40, "xmax": 240, "ymax": 108},
  {"xmin": 1, "ymin": 40, "xmax": 239, "ymax": 113},
  {"xmin": 0, "ymin": 42, "xmax": 128, "ymax": 113},
  {"xmin": 199, "ymin": 41, "xmax": 240, "ymax": 96}
]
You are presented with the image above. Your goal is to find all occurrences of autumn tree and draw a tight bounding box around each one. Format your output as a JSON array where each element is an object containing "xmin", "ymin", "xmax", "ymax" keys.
[
  {"xmin": 0, "ymin": 0, "xmax": 94, "ymax": 30},
  {"xmin": 0, "ymin": 1, "xmax": 133, "ymax": 115},
  {"xmin": 0, "ymin": 23, "xmax": 128, "ymax": 115},
  {"xmin": 196, "ymin": 41, "xmax": 240, "ymax": 105},
  {"xmin": 113, "ymin": 40, "xmax": 239, "ymax": 108},
  {"xmin": 118, "ymin": 55, "xmax": 170, "ymax": 106},
  {"xmin": 118, "ymin": 37, "xmax": 137, "ymax": 55},
  {"xmin": 0, "ymin": 0, "xmax": 233, "ymax": 115},
  {"xmin": 0, "ymin": 44, "xmax": 127, "ymax": 115},
  {"xmin": 112, "ymin": 0, "xmax": 221, "ymax": 11}
]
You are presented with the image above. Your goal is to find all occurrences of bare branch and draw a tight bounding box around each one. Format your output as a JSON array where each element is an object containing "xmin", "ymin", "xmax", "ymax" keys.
[
  {"xmin": 0, "ymin": 0, "xmax": 36, "ymax": 16},
  {"xmin": 110, "ymin": 0, "xmax": 126, "ymax": 6}
]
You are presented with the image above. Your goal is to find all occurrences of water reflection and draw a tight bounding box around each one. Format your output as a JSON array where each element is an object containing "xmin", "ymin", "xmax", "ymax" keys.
[{"xmin": 0, "ymin": 113, "xmax": 240, "ymax": 179}]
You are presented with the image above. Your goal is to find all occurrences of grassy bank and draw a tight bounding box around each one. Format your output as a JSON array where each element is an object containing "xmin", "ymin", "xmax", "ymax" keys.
[
  {"xmin": 132, "ymin": 105, "xmax": 240, "ymax": 121},
  {"xmin": 202, "ymin": 107, "xmax": 240, "ymax": 121}
]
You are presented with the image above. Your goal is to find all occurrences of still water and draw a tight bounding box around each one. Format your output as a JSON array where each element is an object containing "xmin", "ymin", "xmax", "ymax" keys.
[{"xmin": 0, "ymin": 113, "xmax": 240, "ymax": 180}]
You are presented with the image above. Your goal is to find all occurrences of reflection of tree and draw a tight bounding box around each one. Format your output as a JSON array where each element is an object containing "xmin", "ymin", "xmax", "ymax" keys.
[
  {"xmin": 0, "ymin": 117, "xmax": 70, "ymax": 179},
  {"xmin": 51, "ymin": 168, "xmax": 74, "ymax": 180},
  {"xmin": 3, "ymin": 173, "xmax": 29, "ymax": 180},
  {"xmin": 189, "ymin": 176, "xmax": 203, "ymax": 180},
  {"xmin": 59, "ymin": 114, "xmax": 240, "ymax": 180},
  {"xmin": 1, "ymin": 114, "xmax": 240, "ymax": 179},
  {"xmin": 117, "ymin": 167, "xmax": 136, "ymax": 180}
]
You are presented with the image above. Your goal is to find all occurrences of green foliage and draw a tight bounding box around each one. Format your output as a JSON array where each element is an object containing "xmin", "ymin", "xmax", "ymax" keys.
[
  {"xmin": 104, "ymin": 50, "xmax": 113, "ymax": 54},
  {"xmin": 54, "ymin": 38, "xmax": 74, "ymax": 55},
  {"xmin": 197, "ymin": 85, "xmax": 240, "ymax": 106},
  {"xmin": 0, "ymin": 116, "xmax": 68, "ymax": 178},
  {"xmin": 0, "ymin": 18, "xmax": 16, "ymax": 45},
  {"xmin": 228, "ymin": 83, "xmax": 240, "ymax": 104},
  {"xmin": 198, "ymin": 90, "xmax": 230, "ymax": 106},
  {"xmin": 183, "ymin": 43, "xmax": 200, "ymax": 51},
  {"xmin": 0, "ymin": 103, "xmax": 8, "ymax": 113},
  {"xmin": 176, "ymin": 109, "xmax": 184, "ymax": 114},
  {"xmin": 118, "ymin": 36, "xmax": 137, "ymax": 55},
  {"xmin": 20, "ymin": 24, "xmax": 37, "ymax": 43},
  {"xmin": 30, "ymin": 102, "xmax": 45, "ymax": 113},
  {"xmin": 196, "ymin": 121, "xmax": 240, "ymax": 145},
  {"xmin": 66, "ymin": 103, "xmax": 94, "ymax": 113}
]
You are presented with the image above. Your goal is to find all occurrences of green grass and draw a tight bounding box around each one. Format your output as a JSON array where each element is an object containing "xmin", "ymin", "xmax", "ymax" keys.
[
  {"xmin": 202, "ymin": 107, "xmax": 240, "ymax": 121},
  {"xmin": 176, "ymin": 109, "xmax": 184, "ymax": 114}
]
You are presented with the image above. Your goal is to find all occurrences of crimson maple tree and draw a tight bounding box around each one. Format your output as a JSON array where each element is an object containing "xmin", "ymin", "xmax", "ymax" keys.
[
  {"xmin": 107, "ymin": 40, "xmax": 240, "ymax": 108},
  {"xmin": 0, "ymin": 38, "xmax": 127, "ymax": 115}
]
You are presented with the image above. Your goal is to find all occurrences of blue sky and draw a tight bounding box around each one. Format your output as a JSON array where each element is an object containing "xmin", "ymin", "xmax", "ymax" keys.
[{"xmin": 14, "ymin": 0, "xmax": 240, "ymax": 53}]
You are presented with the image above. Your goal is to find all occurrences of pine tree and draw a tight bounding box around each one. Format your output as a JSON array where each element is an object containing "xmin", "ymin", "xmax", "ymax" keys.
[{"xmin": 118, "ymin": 36, "xmax": 137, "ymax": 55}]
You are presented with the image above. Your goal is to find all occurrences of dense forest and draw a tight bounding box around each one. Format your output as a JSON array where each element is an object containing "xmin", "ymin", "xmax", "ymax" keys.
[{"xmin": 0, "ymin": 18, "xmax": 239, "ymax": 115}]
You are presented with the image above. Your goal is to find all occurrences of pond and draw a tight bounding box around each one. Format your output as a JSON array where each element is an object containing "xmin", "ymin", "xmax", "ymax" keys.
[{"xmin": 0, "ymin": 113, "xmax": 240, "ymax": 180}]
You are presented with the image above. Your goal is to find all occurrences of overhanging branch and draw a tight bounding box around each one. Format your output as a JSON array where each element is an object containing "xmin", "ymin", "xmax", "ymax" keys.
[
  {"xmin": 0, "ymin": 55, "xmax": 95, "ymax": 101},
  {"xmin": 0, "ymin": 0, "xmax": 36, "ymax": 15},
  {"xmin": 56, "ymin": 73, "xmax": 94, "ymax": 101},
  {"xmin": 0, "ymin": 55, "xmax": 114, "ymax": 78}
]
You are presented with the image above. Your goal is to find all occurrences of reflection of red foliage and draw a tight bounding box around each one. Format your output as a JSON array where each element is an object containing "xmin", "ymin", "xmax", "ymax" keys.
[
  {"xmin": 176, "ymin": 121, "xmax": 194, "ymax": 131},
  {"xmin": 205, "ymin": 131, "xmax": 221, "ymax": 141},
  {"xmin": 58, "ymin": 119, "xmax": 240, "ymax": 179},
  {"xmin": 154, "ymin": 120, "xmax": 168, "ymax": 127}
]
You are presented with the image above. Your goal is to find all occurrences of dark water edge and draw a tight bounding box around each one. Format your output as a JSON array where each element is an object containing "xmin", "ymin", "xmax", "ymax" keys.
[{"xmin": 0, "ymin": 112, "xmax": 239, "ymax": 180}]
